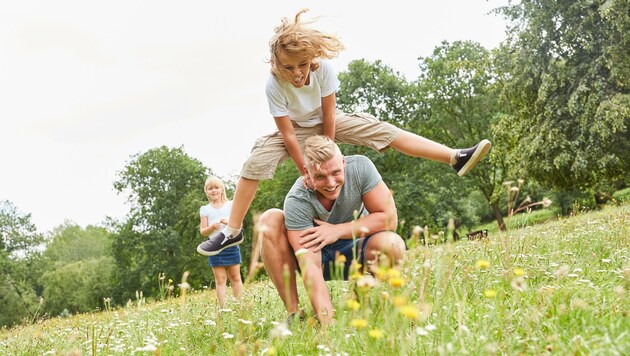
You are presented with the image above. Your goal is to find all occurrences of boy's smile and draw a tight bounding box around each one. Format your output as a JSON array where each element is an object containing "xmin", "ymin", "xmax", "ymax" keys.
[{"xmin": 276, "ymin": 50, "xmax": 312, "ymax": 88}]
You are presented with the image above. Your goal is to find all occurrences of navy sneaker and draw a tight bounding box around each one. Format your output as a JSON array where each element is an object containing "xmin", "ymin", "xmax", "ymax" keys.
[
  {"xmin": 197, "ymin": 230, "xmax": 243, "ymax": 256},
  {"xmin": 452, "ymin": 139, "xmax": 491, "ymax": 176}
]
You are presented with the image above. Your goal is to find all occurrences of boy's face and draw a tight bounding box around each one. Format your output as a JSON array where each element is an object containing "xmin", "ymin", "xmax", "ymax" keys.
[
  {"xmin": 306, "ymin": 153, "xmax": 345, "ymax": 202},
  {"xmin": 276, "ymin": 49, "xmax": 312, "ymax": 88}
]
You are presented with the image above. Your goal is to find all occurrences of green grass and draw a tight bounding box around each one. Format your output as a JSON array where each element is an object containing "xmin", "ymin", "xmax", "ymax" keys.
[
  {"xmin": 471, "ymin": 208, "xmax": 559, "ymax": 234},
  {"xmin": 1, "ymin": 204, "xmax": 629, "ymax": 355}
]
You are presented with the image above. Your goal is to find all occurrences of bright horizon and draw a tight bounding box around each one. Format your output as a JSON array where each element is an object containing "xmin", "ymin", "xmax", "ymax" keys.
[{"xmin": 0, "ymin": 0, "xmax": 509, "ymax": 233}]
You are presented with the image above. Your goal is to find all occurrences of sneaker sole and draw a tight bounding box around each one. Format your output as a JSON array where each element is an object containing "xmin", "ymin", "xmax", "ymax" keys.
[
  {"xmin": 457, "ymin": 139, "xmax": 491, "ymax": 177},
  {"xmin": 196, "ymin": 238, "xmax": 244, "ymax": 257}
]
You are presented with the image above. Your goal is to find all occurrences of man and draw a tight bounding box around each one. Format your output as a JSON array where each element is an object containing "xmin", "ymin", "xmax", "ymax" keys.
[{"xmin": 259, "ymin": 135, "xmax": 406, "ymax": 325}]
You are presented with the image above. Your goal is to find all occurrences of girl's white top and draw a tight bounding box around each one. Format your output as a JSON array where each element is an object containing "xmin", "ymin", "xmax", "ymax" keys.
[
  {"xmin": 199, "ymin": 200, "xmax": 232, "ymax": 231},
  {"xmin": 265, "ymin": 60, "xmax": 340, "ymax": 127}
]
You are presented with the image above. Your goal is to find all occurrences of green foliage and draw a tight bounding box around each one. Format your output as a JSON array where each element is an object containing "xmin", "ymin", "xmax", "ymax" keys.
[
  {"xmin": 495, "ymin": 0, "xmax": 630, "ymax": 190},
  {"xmin": 1, "ymin": 204, "xmax": 628, "ymax": 354},
  {"xmin": 40, "ymin": 257, "xmax": 115, "ymax": 316},
  {"xmin": 0, "ymin": 201, "xmax": 44, "ymax": 327},
  {"xmin": 110, "ymin": 146, "xmax": 236, "ymax": 303},
  {"xmin": 43, "ymin": 223, "xmax": 111, "ymax": 267},
  {"xmin": 0, "ymin": 200, "xmax": 43, "ymax": 257}
]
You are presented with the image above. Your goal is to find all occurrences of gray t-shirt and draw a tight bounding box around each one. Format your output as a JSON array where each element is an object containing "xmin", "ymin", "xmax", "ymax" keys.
[{"xmin": 284, "ymin": 155, "xmax": 382, "ymax": 231}]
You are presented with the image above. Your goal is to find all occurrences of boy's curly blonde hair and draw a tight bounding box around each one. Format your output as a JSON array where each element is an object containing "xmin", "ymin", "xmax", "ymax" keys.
[{"xmin": 269, "ymin": 9, "xmax": 344, "ymax": 83}]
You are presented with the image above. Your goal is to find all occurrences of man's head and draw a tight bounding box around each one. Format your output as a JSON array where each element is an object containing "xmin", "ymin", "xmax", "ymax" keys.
[{"xmin": 303, "ymin": 136, "xmax": 345, "ymax": 201}]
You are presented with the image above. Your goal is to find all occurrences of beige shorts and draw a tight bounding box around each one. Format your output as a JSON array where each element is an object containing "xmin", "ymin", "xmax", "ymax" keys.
[{"xmin": 240, "ymin": 111, "xmax": 402, "ymax": 180}]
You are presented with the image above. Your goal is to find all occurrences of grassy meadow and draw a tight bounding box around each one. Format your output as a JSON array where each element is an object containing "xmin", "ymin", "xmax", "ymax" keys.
[{"xmin": 1, "ymin": 203, "xmax": 628, "ymax": 355}]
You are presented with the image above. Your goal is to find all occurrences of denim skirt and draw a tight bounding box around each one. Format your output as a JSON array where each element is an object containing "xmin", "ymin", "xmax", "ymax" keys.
[{"xmin": 208, "ymin": 245, "xmax": 242, "ymax": 267}]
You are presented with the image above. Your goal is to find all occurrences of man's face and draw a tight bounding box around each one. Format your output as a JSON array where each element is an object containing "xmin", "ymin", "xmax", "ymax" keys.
[{"xmin": 306, "ymin": 153, "xmax": 345, "ymax": 202}]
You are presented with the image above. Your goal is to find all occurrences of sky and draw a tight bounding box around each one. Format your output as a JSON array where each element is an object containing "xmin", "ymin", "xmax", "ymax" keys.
[{"xmin": 0, "ymin": 0, "xmax": 509, "ymax": 233}]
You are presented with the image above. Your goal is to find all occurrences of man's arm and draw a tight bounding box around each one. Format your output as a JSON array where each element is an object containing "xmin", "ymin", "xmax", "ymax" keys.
[{"xmin": 298, "ymin": 181, "xmax": 398, "ymax": 252}]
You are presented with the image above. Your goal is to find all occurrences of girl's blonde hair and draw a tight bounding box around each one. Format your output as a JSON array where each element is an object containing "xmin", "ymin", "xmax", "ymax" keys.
[
  {"xmin": 269, "ymin": 9, "xmax": 344, "ymax": 83},
  {"xmin": 303, "ymin": 135, "xmax": 341, "ymax": 170},
  {"xmin": 204, "ymin": 176, "xmax": 228, "ymax": 203}
]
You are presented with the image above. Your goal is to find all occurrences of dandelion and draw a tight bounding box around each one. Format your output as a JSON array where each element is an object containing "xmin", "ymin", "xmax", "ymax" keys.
[
  {"xmin": 335, "ymin": 254, "xmax": 347, "ymax": 265},
  {"xmin": 511, "ymin": 276, "xmax": 528, "ymax": 292},
  {"xmin": 261, "ymin": 347, "xmax": 276, "ymax": 355},
  {"xmin": 475, "ymin": 259, "xmax": 490, "ymax": 270},
  {"xmin": 392, "ymin": 296, "xmax": 407, "ymax": 307},
  {"xmin": 484, "ymin": 289, "xmax": 497, "ymax": 298},
  {"xmin": 356, "ymin": 275, "xmax": 377, "ymax": 289},
  {"xmin": 368, "ymin": 329, "xmax": 384, "ymax": 339},
  {"xmin": 514, "ymin": 268, "xmax": 526, "ymax": 277},
  {"xmin": 350, "ymin": 318, "xmax": 368, "ymax": 329},
  {"xmin": 388, "ymin": 277, "xmax": 405, "ymax": 288},
  {"xmin": 346, "ymin": 299, "xmax": 361, "ymax": 311},
  {"xmin": 399, "ymin": 305, "xmax": 419, "ymax": 320}
]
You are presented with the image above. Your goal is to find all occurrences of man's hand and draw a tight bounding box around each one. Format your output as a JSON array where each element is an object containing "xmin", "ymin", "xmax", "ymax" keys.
[{"xmin": 299, "ymin": 219, "xmax": 339, "ymax": 252}]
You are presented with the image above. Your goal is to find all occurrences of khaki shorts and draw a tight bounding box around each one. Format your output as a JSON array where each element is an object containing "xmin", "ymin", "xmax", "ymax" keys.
[{"xmin": 240, "ymin": 111, "xmax": 402, "ymax": 180}]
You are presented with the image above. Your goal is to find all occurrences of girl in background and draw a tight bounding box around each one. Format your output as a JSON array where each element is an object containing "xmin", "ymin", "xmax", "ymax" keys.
[{"xmin": 199, "ymin": 177, "xmax": 243, "ymax": 307}]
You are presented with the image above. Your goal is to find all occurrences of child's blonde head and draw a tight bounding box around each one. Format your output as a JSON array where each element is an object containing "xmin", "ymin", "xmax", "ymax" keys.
[
  {"xmin": 204, "ymin": 176, "xmax": 228, "ymax": 203},
  {"xmin": 303, "ymin": 135, "xmax": 341, "ymax": 170},
  {"xmin": 269, "ymin": 9, "xmax": 344, "ymax": 82}
]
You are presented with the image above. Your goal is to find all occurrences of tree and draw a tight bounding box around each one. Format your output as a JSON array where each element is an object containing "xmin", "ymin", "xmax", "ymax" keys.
[
  {"xmin": 495, "ymin": 0, "xmax": 630, "ymax": 191},
  {"xmin": 415, "ymin": 41, "xmax": 510, "ymax": 229},
  {"xmin": 0, "ymin": 201, "xmax": 43, "ymax": 327},
  {"xmin": 337, "ymin": 47, "xmax": 508, "ymax": 232},
  {"xmin": 111, "ymin": 146, "xmax": 225, "ymax": 302},
  {"xmin": 39, "ymin": 223, "xmax": 115, "ymax": 316}
]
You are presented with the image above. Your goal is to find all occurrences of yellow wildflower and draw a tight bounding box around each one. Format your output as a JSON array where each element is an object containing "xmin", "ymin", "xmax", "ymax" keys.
[
  {"xmin": 392, "ymin": 296, "xmax": 407, "ymax": 307},
  {"xmin": 399, "ymin": 305, "xmax": 419, "ymax": 320},
  {"xmin": 475, "ymin": 259, "xmax": 490, "ymax": 270},
  {"xmin": 346, "ymin": 299, "xmax": 361, "ymax": 311},
  {"xmin": 388, "ymin": 277, "xmax": 405, "ymax": 288},
  {"xmin": 368, "ymin": 329, "xmax": 384, "ymax": 339},
  {"xmin": 514, "ymin": 268, "xmax": 525, "ymax": 276},
  {"xmin": 350, "ymin": 318, "xmax": 368, "ymax": 329},
  {"xmin": 484, "ymin": 289, "xmax": 497, "ymax": 298}
]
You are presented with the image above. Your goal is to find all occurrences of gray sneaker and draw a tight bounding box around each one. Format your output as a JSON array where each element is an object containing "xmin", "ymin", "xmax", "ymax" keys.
[
  {"xmin": 452, "ymin": 139, "xmax": 491, "ymax": 176},
  {"xmin": 197, "ymin": 231, "xmax": 243, "ymax": 256}
]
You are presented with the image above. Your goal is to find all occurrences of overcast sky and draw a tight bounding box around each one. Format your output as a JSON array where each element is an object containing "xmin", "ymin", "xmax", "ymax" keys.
[{"xmin": 0, "ymin": 0, "xmax": 509, "ymax": 233}]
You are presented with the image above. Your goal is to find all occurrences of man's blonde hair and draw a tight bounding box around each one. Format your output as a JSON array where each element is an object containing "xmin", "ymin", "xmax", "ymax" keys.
[
  {"xmin": 303, "ymin": 135, "xmax": 341, "ymax": 170},
  {"xmin": 269, "ymin": 9, "xmax": 344, "ymax": 83},
  {"xmin": 204, "ymin": 176, "xmax": 228, "ymax": 203}
]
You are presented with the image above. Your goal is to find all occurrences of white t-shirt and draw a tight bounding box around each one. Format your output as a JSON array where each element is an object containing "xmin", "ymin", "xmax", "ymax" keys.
[
  {"xmin": 265, "ymin": 59, "xmax": 340, "ymax": 127},
  {"xmin": 199, "ymin": 201, "xmax": 232, "ymax": 231}
]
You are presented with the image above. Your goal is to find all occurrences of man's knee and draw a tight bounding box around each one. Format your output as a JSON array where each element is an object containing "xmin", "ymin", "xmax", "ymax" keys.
[
  {"xmin": 258, "ymin": 208, "xmax": 285, "ymax": 240},
  {"xmin": 367, "ymin": 231, "xmax": 406, "ymax": 263}
]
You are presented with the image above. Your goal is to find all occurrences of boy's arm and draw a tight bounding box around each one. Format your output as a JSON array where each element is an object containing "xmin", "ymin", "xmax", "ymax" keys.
[
  {"xmin": 321, "ymin": 92, "xmax": 336, "ymax": 140},
  {"xmin": 274, "ymin": 116, "xmax": 307, "ymax": 175},
  {"xmin": 298, "ymin": 181, "xmax": 398, "ymax": 252}
]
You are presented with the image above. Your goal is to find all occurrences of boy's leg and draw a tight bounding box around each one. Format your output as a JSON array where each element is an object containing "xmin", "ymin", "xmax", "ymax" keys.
[
  {"xmin": 334, "ymin": 112, "xmax": 491, "ymax": 176},
  {"xmin": 259, "ymin": 209, "xmax": 300, "ymax": 315},
  {"xmin": 197, "ymin": 132, "xmax": 291, "ymax": 256}
]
